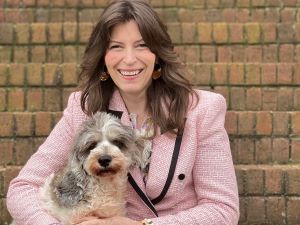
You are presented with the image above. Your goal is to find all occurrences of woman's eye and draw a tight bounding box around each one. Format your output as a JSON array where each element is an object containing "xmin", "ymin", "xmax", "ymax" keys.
[
  {"xmin": 137, "ymin": 43, "xmax": 148, "ymax": 48},
  {"xmin": 109, "ymin": 45, "xmax": 121, "ymax": 49}
]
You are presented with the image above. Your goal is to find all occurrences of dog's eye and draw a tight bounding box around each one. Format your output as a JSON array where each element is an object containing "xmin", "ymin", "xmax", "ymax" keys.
[
  {"xmin": 111, "ymin": 140, "xmax": 126, "ymax": 149},
  {"xmin": 86, "ymin": 142, "xmax": 97, "ymax": 152}
]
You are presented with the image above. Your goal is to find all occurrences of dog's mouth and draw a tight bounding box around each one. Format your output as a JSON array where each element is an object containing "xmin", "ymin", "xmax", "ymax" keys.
[{"xmin": 95, "ymin": 167, "xmax": 118, "ymax": 177}]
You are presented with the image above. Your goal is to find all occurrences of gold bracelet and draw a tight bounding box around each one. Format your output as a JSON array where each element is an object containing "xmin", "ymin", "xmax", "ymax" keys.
[{"xmin": 141, "ymin": 218, "xmax": 154, "ymax": 225}]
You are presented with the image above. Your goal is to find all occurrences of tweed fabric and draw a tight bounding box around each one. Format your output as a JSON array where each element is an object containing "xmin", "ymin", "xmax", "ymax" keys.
[{"xmin": 6, "ymin": 89, "xmax": 239, "ymax": 225}]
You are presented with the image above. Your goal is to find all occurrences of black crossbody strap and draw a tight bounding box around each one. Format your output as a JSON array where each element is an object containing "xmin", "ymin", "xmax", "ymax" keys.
[
  {"xmin": 151, "ymin": 130, "xmax": 183, "ymax": 205},
  {"xmin": 128, "ymin": 173, "xmax": 158, "ymax": 217}
]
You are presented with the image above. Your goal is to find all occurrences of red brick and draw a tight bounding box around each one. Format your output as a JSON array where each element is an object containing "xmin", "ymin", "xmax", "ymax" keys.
[
  {"xmin": 63, "ymin": 46, "xmax": 77, "ymax": 62},
  {"xmin": 237, "ymin": 138, "xmax": 255, "ymax": 163},
  {"xmin": 79, "ymin": 23, "xmax": 93, "ymax": 43},
  {"xmin": 291, "ymin": 112, "xmax": 300, "ymax": 135},
  {"xmin": 13, "ymin": 46, "xmax": 29, "ymax": 63},
  {"xmin": 15, "ymin": 23, "xmax": 30, "ymax": 44},
  {"xmin": 0, "ymin": 23, "xmax": 14, "ymax": 44},
  {"xmin": 213, "ymin": 23, "xmax": 228, "ymax": 43},
  {"xmin": 256, "ymin": 138, "xmax": 272, "ymax": 163},
  {"xmin": 263, "ymin": 45, "xmax": 278, "ymax": 62},
  {"xmin": 184, "ymin": 46, "xmax": 200, "ymax": 63},
  {"xmin": 273, "ymin": 112, "xmax": 289, "ymax": 135},
  {"xmin": 245, "ymin": 46, "xmax": 262, "ymax": 62},
  {"xmin": 291, "ymin": 139, "xmax": 300, "ymax": 161},
  {"xmin": 294, "ymin": 88, "xmax": 300, "ymax": 110},
  {"xmin": 266, "ymin": 197, "xmax": 286, "ymax": 224},
  {"xmin": 62, "ymin": 63, "xmax": 78, "ymax": 85},
  {"xmin": 230, "ymin": 87, "xmax": 245, "ymax": 110},
  {"xmin": 281, "ymin": 8, "xmax": 296, "ymax": 22},
  {"xmin": 247, "ymin": 197, "xmax": 265, "ymax": 223},
  {"xmin": 63, "ymin": 22, "xmax": 77, "ymax": 42},
  {"xmin": 94, "ymin": 0, "xmax": 109, "ymax": 7},
  {"xmin": 36, "ymin": 8, "xmax": 49, "ymax": 22},
  {"xmin": 50, "ymin": 0, "xmax": 65, "ymax": 7},
  {"xmin": 294, "ymin": 63, "xmax": 300, "ymax": 84},
  {"xmin": 48, "ymin": 23, "xmax": 63, "ymax": 43},
  {"xmin": 44, "ymin": 64, "xmax": 60, "ymax": 86},
  {"xmin": 245, "ymin": 169, "xmax": 264, "ymax": 194},
  {"xmin": 279, "ymin": 44, "xmax": 295, "ymax": 62},
  {"xmin": 256, "ymin": 112, "xmax": 272, "ymax": 135},
  {"xmin": 19, "ymin": 9, "xmax": 35, "ymax": 23},
  {"xmin": 266, "ymin": 0, "xmax": 281, "ymax": 6},
  {"xmin": 236, "ymin": 0, "xmax": 250, "ymax": 7},
  {"xmin": 49, "ymin": 9, "xmax": 64, "ymax": 22},
  {"xmin": 31, "ymin": 23, "xmax": 46, "ymax": 43},
  {"xmin": 250, "ymin": 9, "xmax": 265, "ymax": 22},
  {"xmin": 262, "ymin": 88, "xmax": 277, "ymax": 110},
  {"xmin": 9, "ymin": 64, "xmax": 25, "ymax": 85},
  {"xmin": 238, "ymin": 112, "xmax": 255, "ymax": 135},
  {"xmin": 278, "ymin": 88, "xmax": 293, "ymax": 110},
  {"xmin": 245, "ymin": 64, "xmax": 260, "ymax": 84},
  {"xmin": 14, "ymin": 138, "xmax": 35, "ymax": 165},
  {"xmin": 265, "ymin": 8, "xmax": 280, "ymax": 22},
  {"xmin": 287, "ymin": 197, "xmax": 300, "ymax": 224},
  {"xmin": 193, "ymin": 64, "xmax": 211, "ymax": 85},
  {"xmin": 197, "ymin": 23, "xmax": 212, "ymax": 43},
  {"xmin": 246, "ymin": 88, "xmax": 262, "ymax": 110},
  {"xmin": 27, "ymin": 88, "xmax": 43, "ymax": 111},
  {"xmin": 0, "ymin": 140, "xmax": 13, "ymax": 165},
  {"xmin": 272, "ymin": 138, "xmax": 289, "ymax": 163},
  {"xmin": 282, "ymin": 0, "xmax": 298, "ymax": 6},
  {"xmin": 52, "ymin": 112, "xmax": 62, "ymax": 126},
  {"xmin": 182, "ymin": 23, "xmax": 196, "ymax": 43},
  {"xmin": 2, "ymin": 167, "xmax": 20, "ymax": 194},
  {"xmin": 62, "ymin": 88, "xmax": 76, "ymax": 108},
  {"xmin": 222, "ymin": 9, "xmax": 235, "ymax": 22},
  {"xmin": 278, "ymin": 23, "xmax": 295, "ymax": 42},
  {"xmin": 236, "ymin": 9, "xmax": 250, "ymax": 23},
  {"xmin": 64, "ymin": 9, "xmax": 77, "ymax": 22},
  {"xmin": 228, "ymin": 63, "xmax": 244, "ymax": 84},
  {"xmin": 225, "ymin": 111, "xmax": 237, "ymax": 134},
  {"xmin": 217, "ymin": 46, "xmax": 232, "ymax": 62},
  {"xmin": 286, "ymin": 169, "xmax": 300, "ymax": 194},
  {"xmin": 14, "ymin": 112, "xmax": 33, "ymax": 136},
  {"xmin": 0, "ymin": 47, "xmax": 12, "ymax": 63},
  {"xmin": 261, "ymin": 63, "xmax": 276, "ymax": 84},
  {"xmin": 212, "ymin": 64, "xmax": 227, "ymax": 85},
  {"xmin": 22, "ymin": 0, "xmax": 36, "ymax": 7},
  {"xmin": 229, "ymin": 24, "xmax": 244, "ymax": 43},
  {"xmin": 245, "ymin": 23, "xmax": 261, "ymax": 44},
  {"xmin": 277, "ymin": 63, "xmax": 293, "ymax": 84},
  {"xmin": 265, "ymin": 168, "xmax": 284, "ymax": 194},
  {"xmin": 0, "ymin": 64, "xmax": 9, "ymax": 85},
  {"xmin": 36, "ymin": 0, "xmax": 49, "ymax": 7},
  {"xmin": 214, "ymin": 87, "xmax": 229, "ymax": 103},
  {"xmin": 296, "ymin": 23, "xmax": 300, "ymax": 41},
  {"xmin": 35, "ymin": 112, "xmax": 52, "ymax": 135},
  {"xmin": 8, "ymin": 88, "xmax": 24, "ymax": 111},
  {"xmin": 261, "ymin": 23, "xmax": 277, "ymax": 43},
  {"xmin": 5, "ymin": 10, "xmax": 20, "ymax": 23},
  {"xmin": 30, "ymin": 46, "xmax": 46, "ymax": 63},
  {"xmin": 26, "ymin": 63, "xmax": 42, "ymax": 85},
  {"xmin": 167, "ymin": 23, "xmax": 181, "ymax": 44},
  {"xmin": 44, "ymin": 89, "xmax": 61, "ymax": 111},
  {"xmin": 192, "ymin": 9, "xmax": 205, "ymax": 22},
  {"xmin": 235, "ymin": 168, "xmax": 245, "ymax": 194},
  {"xmin": 47, "ymin": 46, "xmax": 63, "ymax": 63},
  {"xmin": 0, "ymin": 89, "xmax": 6, "ymax": 111},
  {"xmin": 200, "ymin": 46, "xmax": 216, "ymax": 62},
  {"xmin": 239, "ymin": 197, "xmax": 246, "ymax": 222}
]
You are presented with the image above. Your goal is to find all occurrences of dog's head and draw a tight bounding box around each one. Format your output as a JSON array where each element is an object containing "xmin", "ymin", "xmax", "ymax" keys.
[{"xmin": 71, "ymin": 112, "xmax": 143, "ymax": 178}]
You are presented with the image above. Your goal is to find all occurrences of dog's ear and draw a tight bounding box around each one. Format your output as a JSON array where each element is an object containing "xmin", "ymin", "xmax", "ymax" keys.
[{"xmin": 53, "ymin": 169, "xmax": 88, "ymax": 207}]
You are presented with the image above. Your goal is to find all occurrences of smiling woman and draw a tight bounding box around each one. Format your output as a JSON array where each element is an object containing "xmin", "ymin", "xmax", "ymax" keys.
[{"xmin": 6, "ymin": 1, "xmax": 240, "ymax": 225}]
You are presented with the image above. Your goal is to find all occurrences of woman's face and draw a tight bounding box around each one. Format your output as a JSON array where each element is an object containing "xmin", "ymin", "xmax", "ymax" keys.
[{"xmin": 104, "ymin": 20, "xmax": 156, "ymax": 97}]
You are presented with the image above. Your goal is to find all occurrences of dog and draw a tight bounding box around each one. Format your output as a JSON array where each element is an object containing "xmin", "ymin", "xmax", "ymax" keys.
[{"xmin": 39, "ymin": 112, "xmax": 144, "ymax": 225}]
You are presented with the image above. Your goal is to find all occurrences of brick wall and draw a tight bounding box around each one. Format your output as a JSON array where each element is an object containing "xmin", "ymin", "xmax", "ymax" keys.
[{"xmin": 0, "ymin": 0, "xmax": 300, "ymax": 224}]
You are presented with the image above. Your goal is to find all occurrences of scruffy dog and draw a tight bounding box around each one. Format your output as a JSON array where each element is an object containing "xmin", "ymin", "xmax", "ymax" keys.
[{"xmin": 39, "ymin": 112, "xmax": 143, "ymax": 225}]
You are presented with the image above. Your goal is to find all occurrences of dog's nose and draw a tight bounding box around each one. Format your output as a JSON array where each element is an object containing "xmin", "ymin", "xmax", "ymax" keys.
[{"xmin": 98, "ymin": 155, "xmax": 112, "ymax": 168}]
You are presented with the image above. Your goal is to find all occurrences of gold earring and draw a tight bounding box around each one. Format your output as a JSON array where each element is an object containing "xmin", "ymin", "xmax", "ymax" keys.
[
  {"xmin": 152, "ymin": 63, "xmax": 161, "ymax": 80},
  {"xmin": 100, "ymin": 71, "xmax": 110, "ymax": 81}
]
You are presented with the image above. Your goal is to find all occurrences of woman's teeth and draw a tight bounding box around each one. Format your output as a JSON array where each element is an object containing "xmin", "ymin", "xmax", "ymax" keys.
[{"xmin": 119, "ymin": 70, "xmax": 142, "ymax": 76}]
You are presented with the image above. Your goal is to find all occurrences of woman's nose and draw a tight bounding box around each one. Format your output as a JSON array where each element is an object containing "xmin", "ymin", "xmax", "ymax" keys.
[{"xmin": 123, "ymin": 48, "xmax": 137, "ymax": 65}]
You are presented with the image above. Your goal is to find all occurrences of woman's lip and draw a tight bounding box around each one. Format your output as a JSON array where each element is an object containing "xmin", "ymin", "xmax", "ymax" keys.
[{"xmin": 118, "ymin": 69, "xmax": 143, "ymax": 76}]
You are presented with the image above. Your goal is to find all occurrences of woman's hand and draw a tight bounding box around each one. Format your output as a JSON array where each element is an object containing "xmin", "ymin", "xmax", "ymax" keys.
[{"xmin": 73, "ymin": 216, "xmax": 141, "ymax": 225}]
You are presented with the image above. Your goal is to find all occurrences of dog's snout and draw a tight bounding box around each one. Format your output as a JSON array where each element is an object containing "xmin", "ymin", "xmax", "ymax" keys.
[{"xmin": 98, "ymin": 155, "xmax": 112, "ymax": 168}]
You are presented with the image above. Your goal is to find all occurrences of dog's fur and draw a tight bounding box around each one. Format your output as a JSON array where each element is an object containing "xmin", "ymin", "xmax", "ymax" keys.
[{"xmin": 39, "ymin": 112, "xmax": 143, "ymax": 225}]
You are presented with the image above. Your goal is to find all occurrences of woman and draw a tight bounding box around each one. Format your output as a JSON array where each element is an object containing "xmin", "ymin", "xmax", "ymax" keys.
[{"xmin": 6, "ymin": 1, "xmax": 239, "ymax": 225}]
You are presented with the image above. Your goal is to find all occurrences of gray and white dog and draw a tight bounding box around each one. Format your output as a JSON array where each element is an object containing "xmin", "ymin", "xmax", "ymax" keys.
[{"xmin": 39, "ymin": 112, "xmax": 144, "ymax": 225}]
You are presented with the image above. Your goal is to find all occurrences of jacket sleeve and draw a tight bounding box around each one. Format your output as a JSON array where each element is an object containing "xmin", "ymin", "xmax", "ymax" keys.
[
  {"xmin": 151, "ymin": 94, "xmax": 239, "ymax": 225},
  {"xmin": 6, "ymin": 92, "xmax": 79, "ymax": 225}
]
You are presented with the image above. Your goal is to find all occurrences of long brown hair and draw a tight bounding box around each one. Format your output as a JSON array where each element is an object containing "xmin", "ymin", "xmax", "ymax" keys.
[{"xmin": 79, "ymin": 0, "xmax": 198, "ymax": 134}]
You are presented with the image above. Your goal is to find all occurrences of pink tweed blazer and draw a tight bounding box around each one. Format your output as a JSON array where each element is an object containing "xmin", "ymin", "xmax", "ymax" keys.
[{"xmin": 7, "ymin": 89, "xmax": 239, "ymax": 225}]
